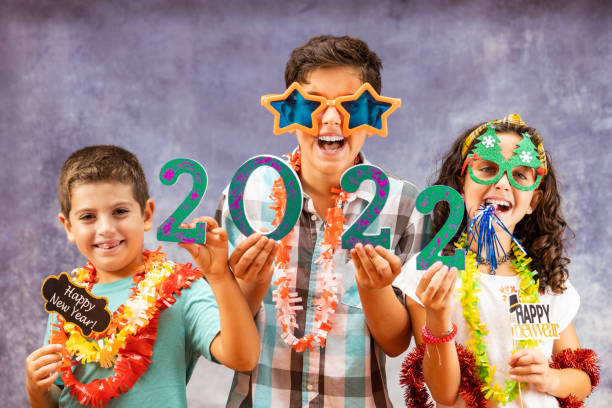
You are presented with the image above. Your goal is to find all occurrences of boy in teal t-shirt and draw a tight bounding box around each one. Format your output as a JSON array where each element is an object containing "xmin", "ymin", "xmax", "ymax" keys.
[{"xmin": 26, "ymin": 145, "xmax": 260, "ymax": 407}]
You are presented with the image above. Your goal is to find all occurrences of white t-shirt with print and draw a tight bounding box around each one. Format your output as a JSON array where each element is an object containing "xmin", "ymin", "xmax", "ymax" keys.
[{"xmin": 393, "ymin": 253, "xmax": 580, "ymax": 408}]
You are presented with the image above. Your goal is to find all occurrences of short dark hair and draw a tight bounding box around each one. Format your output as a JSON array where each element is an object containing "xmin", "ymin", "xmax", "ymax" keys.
[
  {"xmin": 285, "ymin": 35, "xmax": 383, "ymax": 93},
  {"xmin": 58, "ymin": 145, "xmax": 149, "ymax": 218}
]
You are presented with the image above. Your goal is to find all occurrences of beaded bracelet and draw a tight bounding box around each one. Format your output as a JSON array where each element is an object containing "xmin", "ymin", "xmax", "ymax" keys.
[{"xmin": 421, "ymin": 323, "xmax": 457, "ymax": 344}]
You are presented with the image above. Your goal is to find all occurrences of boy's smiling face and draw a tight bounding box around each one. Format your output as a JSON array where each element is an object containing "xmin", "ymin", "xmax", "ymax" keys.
[
  {"xmin": 296, "ymin": 66, "xmax": 369, "ymax": 181},
  {"xmin": 59, "ymin": 181, "xmax": 154, "ymax": 282}
]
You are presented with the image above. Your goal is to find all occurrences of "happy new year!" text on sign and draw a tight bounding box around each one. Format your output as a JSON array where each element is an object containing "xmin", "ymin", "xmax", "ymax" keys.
[{"xmin": 41, "ymin": 272, "xmax": 111, "ymax": 336}]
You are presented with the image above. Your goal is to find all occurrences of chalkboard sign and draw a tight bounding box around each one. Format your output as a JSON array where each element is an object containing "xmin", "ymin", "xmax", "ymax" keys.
[{"xmin": 41, "ymin": 273, "xmax": 112, "ymax": 336}]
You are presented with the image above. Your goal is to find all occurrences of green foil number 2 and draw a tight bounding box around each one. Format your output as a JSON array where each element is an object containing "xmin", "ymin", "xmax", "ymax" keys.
[
  {"xmin": 416, "ymin": 185, "xmax": 465, "ymax": 270},
  {"xmin": 157, "ymin": 158, "xmax": 208, "ymax": 243},
  {"xmin": 340, "ymin": 164, "xmax": 390, "ymax": 249}
]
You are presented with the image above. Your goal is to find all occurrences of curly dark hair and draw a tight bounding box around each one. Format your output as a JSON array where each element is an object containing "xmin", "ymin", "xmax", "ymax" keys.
[
  {"xmin": 284, "ymin": 35, "xmax": 383, "ymax": 93},
  {"xmin": 431, "ymin": 121, "xmax": 571, "ymax": 294}
]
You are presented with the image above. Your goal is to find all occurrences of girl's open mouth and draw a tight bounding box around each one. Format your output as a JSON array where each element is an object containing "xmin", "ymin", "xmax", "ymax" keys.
[{"xmin": 484, "ymin": 198, "xmax": 512, "ymax": 213}]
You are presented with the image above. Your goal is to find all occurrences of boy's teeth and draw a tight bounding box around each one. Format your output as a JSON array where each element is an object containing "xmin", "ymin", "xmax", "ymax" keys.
[
  {"xmin": 319, "ymin": 135, "xmax": 344, "ymax": 142},
  {"xmin": 97, "ymin": 241, "xmax": 120, "ymax": 249},
  {"xmin": 317, "ymin": 135, "xmax": 345, "ymax": 152}
]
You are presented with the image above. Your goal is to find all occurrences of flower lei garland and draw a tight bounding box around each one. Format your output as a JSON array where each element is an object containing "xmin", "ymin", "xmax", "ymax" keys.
[
  {"xmin": 457, "ymin": 234, "xmax": 540, "ymax": 404},
  {"xmin": 49, "ymin": 249, "xmax": 203, "ymax": 407},
  {"xmin": 269, "ymin": 148, "xmax": 351, "ymax": 352}
]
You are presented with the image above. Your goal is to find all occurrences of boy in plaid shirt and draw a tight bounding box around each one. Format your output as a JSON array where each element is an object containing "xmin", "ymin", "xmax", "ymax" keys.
[{"xmin": 216, "ymin": 35, "xmax": 425, "ymax": 407}]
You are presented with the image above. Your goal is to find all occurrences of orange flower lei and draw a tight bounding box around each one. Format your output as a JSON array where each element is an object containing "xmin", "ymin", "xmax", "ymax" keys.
[
  {"xmin": 49, "ymin": 248, "xmax": 202, "ymax": 407},
  {"xmin": 270, "ymin": 148, "xmax": 353, "ymax": 352}
]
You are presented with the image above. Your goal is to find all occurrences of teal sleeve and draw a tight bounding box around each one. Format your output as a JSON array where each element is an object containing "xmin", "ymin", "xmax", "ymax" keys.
[{"xmin": 182, "ymin": 278, "xmax": 222, "ymax": 363}]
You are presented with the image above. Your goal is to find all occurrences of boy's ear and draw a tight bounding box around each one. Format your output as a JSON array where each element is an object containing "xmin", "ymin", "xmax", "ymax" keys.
[
  {"xmin": 143, "ymin": 199, "xmax": 155, "ymax": 231},
  {"xmin": 527, "ymin": 190, "xmax": 543, "ymax": 215},
  {"xmin": 58, "ymin": 212, "xmax": 76, "ymax": 242}
]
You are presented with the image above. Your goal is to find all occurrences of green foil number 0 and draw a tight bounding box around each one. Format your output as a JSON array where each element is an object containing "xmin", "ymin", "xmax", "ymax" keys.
[
  {"xmin": 228, "ymin": 155, "xmax": 303, "ymax": 240},
  {"xmin": 416, "ymin": 185, "xmax": 465, "ymax": 270},
  {"xmin": 157, "ymin": 158, "xmax": 208, "ymax": 244}
]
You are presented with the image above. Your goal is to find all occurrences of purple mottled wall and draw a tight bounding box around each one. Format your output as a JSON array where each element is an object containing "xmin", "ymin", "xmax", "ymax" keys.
[{"xmin": 1, "ymin": 0, "xmax": 611, "ymax": 406}]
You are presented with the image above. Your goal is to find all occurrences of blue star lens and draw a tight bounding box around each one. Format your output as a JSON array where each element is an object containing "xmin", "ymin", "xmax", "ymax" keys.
[
  {"xmin": 270, "ymin": 90, "xmax": 321, "ymax": 129},
  {"xmin": 341, "ymin": 90, "xmax": 391, "ymax": 130}
]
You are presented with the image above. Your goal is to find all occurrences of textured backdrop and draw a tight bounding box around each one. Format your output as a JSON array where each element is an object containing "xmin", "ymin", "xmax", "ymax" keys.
[{"xmin": 1, "ymin": 0, "xmax": 611, "ymax": 406}]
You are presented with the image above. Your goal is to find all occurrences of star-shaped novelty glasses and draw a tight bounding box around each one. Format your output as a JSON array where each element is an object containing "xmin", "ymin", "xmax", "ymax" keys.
[{"xmin": 261, "ymin": 82, "xmax": 401, "ymax": 137}]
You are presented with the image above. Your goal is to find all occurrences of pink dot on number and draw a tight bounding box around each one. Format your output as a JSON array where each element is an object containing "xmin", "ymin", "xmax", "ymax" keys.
[
  {"xmin": 190, "ymin": 191, "xmax": 200, "ymax": 200},
  {"xmin": 162, "ymin": 169, "xmax": 175, "ymax": 181},
  {"xmin": 436, "ymin": 237, "xmax": 440, "ymax": 246}
]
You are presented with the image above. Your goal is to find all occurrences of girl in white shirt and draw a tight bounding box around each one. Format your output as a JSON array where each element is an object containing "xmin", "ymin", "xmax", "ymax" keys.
[{"xmin": 395, "ymin": 114, "xmax": 598, "ymax": 407}]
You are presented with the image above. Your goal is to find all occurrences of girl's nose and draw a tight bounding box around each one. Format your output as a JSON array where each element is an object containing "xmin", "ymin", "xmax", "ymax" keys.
[{"xmin": 494, "ymin": 172, "xmax": 511, "ymax": 191}]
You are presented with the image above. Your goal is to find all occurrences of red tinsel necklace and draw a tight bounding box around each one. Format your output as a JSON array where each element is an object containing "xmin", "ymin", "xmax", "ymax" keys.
[{"xmin": 50, "ymin": 248, "xmax": 202, "ymax": 408}]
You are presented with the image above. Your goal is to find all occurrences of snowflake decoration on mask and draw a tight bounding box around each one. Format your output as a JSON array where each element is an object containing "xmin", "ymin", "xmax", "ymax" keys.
[
  {"xmin": 519, "ymin": 151, "xmax": 533, "ymax": 163},
  {"xmin": 482, "ymin": 135, "xmax": 496, "ymax": 148}
]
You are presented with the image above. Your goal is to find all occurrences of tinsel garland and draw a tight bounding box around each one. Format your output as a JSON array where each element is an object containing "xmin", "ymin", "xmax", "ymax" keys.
[
  {"xmin": 49, "ymin": 249, "xmax": 203, "ymax": 407},
  {"xmin": 401, "ymin": 346, "xmax": 599, "ymax": 407},
  {"xmin": 400, "ymin": 343, "xmax": 488, "ymax": 408},
  {"xmin": 550, "ymin": 348, "xmax": 599, "ymax": 408}
]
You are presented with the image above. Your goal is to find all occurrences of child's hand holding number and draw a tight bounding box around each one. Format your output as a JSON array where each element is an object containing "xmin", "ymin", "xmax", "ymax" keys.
[
  {"xmin": 228, "ymin": 233, "xmax": 278, "ymax": 286},
  {"xmin": 416, "ymin": 261, "xmax": 458, "ymax": 334},
  {"xmin": 351, "ymin": 243, "xmax": 402, "ymax": 290},
  {"xmin": 179, "ymin": 216, "xmax": 230, "ymax": 282},
  {"xmin": 224, "ymin": 232, "xmax": 278, "ymax": 316}
]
